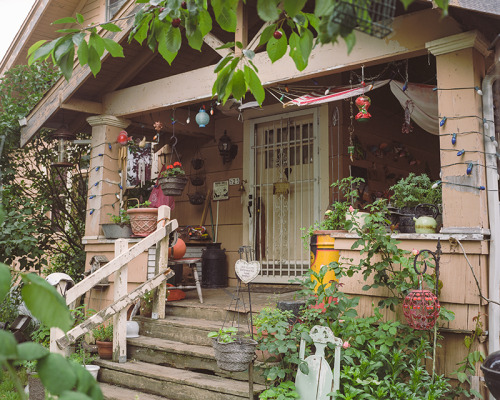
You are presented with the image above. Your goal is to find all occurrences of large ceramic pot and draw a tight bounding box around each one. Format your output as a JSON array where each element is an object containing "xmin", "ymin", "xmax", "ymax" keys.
[
  {"xmin": 158, "ymin": 176, "xmax": 188, "ymax": 196},
  {"xmin": 96, "ymin": 341, "xmax": 112, "ymax": 359},
  {"xmin": 127, "ymin": 208, "xmax": 158, "ymax": 237},
  {"xmin": 310, "ymin": 231, "xmax": 341, "ymax": 291}
]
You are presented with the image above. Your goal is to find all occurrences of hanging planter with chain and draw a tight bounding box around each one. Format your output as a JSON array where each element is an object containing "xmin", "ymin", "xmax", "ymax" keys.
[{"xmin": 157, "ymin": 113, "xmax": 188, "ymax": 196}]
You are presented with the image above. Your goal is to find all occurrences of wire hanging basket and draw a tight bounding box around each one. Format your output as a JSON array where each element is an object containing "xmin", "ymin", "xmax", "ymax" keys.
[
  {"xmin": 331, "ymin": 0, "xmax": 397, "ymax": 39},
  {"xmin": 188, "ymin": 192, "xmax": 206, "ymax": 205}
]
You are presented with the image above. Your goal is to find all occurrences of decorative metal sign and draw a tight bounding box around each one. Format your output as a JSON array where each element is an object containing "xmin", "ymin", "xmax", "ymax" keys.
[
  {"xmin": 235, "ymin": 259, "xmax": 261, "ymax": 283},
  {"xmin": 213, "ymin": 180, "xmax": 229, "ymax": 201},
  {"xmin": 273, "ymin": 181, "xmax": 290, "ymax": 195}
]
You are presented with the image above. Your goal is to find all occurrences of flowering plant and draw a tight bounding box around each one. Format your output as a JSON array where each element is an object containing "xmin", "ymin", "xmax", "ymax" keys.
[{"xmin": 160, "ymin": 161, "xmax": 185, "ymax": 178}]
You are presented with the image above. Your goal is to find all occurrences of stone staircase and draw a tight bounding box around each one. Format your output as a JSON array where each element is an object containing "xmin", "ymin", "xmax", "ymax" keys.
[{"xmin": 96, "ymin": 299, "xmax": 267, "ymax": 400}]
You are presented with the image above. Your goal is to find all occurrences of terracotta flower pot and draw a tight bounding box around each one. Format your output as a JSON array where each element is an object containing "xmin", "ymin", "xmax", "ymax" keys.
[
  {"xmin": 252, "ymin": 326, "xmax": 282, "ymax": 362},
  {"xmin": 96, "ymin": 341, "xmax": 113, "ymax": 359},
  {"xmin": 127, "ymin": 208, "xmax": 158, "ymax": 237}
]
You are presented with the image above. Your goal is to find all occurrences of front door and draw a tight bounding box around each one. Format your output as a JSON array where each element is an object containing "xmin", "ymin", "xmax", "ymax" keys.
[{"xmin": 249, "ymin": 110, "xmax": 320, "ymax": 283}]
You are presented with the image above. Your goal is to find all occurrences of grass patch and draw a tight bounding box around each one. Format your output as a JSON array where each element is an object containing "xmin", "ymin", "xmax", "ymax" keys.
[{"xmin": 0, "ymin": 367, "xmax": 28, "ymax": 400}]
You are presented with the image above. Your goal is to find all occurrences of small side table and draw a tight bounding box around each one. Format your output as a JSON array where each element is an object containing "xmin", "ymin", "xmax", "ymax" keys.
[{"xmin": 167, "ymin": 257, "xmax": 203, "ymax": 303}]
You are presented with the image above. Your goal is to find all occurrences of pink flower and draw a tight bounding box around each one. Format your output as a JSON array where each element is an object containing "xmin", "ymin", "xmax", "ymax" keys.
[
  {"xmin": 342, "ymin": 341, "xmax": 351, "ymax": 349},
  {"xmin": 412, "ymin": 249, "xmax": 420, "ymax": 256},
  {"xmin": 349, "ymin": 205, "xmax": 354, "ymax": 212}
]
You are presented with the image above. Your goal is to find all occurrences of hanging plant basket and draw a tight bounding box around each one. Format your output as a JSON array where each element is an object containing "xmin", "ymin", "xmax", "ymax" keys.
[
  {"xmin": 158, "ymin": 176, "xmax": 188, "ymax": 196},
  {"xmin": 191, "ymin": 158, "xmax": 204, "ymax": 170},
  {"xmin": 127, "ymin": 208, "xmax": 158, "ymax": 237},
  {"xmin": 188, "ymin": 192, "xmax": 206, "ymax": 205},
  {"xmin": 212, "ymin": 337, "xmax": 257, "ymax": 372},
  {"xmin": 190, "ymin": 175, "xmax": 205, "ymax": 186},
  {"xmin": 402, "ymin": 289, "xmax": 440, "ymax": 330}
]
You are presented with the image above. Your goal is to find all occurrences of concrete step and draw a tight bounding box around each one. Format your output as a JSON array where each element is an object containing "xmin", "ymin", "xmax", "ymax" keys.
[
  {"xmin": 127, "ymin": 336, "xmax": 266, "ymax": 384},
  {"xmin": 96, "ymin": 359, "xmax": 265, "ymax": 400},
  {"xmin": 100, "ymin": 382, "xmax": 170, "ymax": 400},
  {"xmin": 135, "ymin": 315, "xmax": 222, "ymax": 346},
  {"xmin": 165, "ymin": 301, "xmax": 252, "ymax": 322}
]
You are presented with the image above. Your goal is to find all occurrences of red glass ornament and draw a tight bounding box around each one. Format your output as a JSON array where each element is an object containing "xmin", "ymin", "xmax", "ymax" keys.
[
  {"xmin": 355, "ymin": 95, "xmax": 372, "ymax": 122},
  {"xmin": 403, "ymin": 289, "xmax": 440, "ymax": 330},
  {"xmin": 117, "ymin": 130, "xmax": 130, "ymax": 146}
]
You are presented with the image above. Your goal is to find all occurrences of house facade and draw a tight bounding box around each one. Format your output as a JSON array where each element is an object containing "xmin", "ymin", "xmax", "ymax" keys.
[{"xmin": 2, "ymin": 0, "xmax": 499, "ymax": 382}]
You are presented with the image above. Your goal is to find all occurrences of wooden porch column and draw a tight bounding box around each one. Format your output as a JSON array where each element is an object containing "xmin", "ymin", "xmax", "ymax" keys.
[
  {"xmin": 426, "ymin": 31, "xmax": 491, "ymax": 233},
  {"xmin": 85, "ymin": 115, "xmax": 131, "ymax": 239}
]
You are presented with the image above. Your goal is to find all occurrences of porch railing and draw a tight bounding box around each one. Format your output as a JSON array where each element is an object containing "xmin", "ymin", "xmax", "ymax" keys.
[{"xmin": 50, "ymin": 205, "xmax": 178, "ymax": 363}]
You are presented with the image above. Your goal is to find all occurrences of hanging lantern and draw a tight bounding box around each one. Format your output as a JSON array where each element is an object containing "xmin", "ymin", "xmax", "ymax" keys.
[
  {"xmin": 355, "ymin": 95, "xmax": 372, "ymax": 122},
  {"xmin": 403, "ymin": 289, "xmax": 440, "ymax": 330},
  {"xmin": 117, "ymin": 130, "xmax": 131, "ymax": 146},
  {"xmin": 195, "ymin": 108, "xmax": 210, "ymax": 127},
  {"xmin": 49, "ymin": 127, "xmax": 76, "ymax": 168}
]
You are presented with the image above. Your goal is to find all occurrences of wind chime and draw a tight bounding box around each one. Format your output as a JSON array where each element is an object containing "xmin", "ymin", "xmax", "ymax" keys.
[
  {"xmin": 347, "ymin": 77, "xmax": 355, "ymax": 162},
  {"xmin": 402, "ymin": 240, "xmax": 441, "ymax": 330},
  {"xmin": 355, "ymin": 66, "xmax": 372, "ymax": 122}
]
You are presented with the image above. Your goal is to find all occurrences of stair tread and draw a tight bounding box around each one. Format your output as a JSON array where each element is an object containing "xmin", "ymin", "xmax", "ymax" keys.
[
  {"xmin": 96, "ymin": 359, "xmax": 266, "ymax": 395},
  {"xmin": 128, "ymin": 335, "xmax": 214, "ymax": 357},
  {"xmin": 137, "ymin": 315, "xmax": 227, "ymax": 330},
  {"xmin": 100, "ymin": 383, "xmax": 170, "ymax": 400}
]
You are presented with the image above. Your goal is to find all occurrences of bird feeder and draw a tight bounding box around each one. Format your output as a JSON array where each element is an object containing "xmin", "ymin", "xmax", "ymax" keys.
[
  {"xmin": 49, "ymin": 127, "xmax": 76, "ymax": 168},
  {"xmin": 355, "ymin": 95, "xmax": 372, "ymax": 122}
]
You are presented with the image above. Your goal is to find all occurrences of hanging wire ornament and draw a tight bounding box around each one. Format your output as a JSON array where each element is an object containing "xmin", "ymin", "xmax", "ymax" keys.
[
  {"xmin": 403, "ymin": 243, "xmax": 441, "ymax": 330},
  {"xmin": 348, "ymin": 77, "xmax": 355, "ymax": 162},
  {"xmin": 402, "ymin": 100, "xmax": 414, "ymax": 134}
]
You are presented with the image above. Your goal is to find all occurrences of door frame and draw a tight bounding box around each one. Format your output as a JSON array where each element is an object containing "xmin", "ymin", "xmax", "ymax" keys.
[{"xmin": 246, "ymin": 107, "xmax": 323, "ymax": 283}]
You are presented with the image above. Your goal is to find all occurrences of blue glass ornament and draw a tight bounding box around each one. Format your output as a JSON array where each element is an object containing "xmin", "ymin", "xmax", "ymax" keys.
[
  {"xmin": 440, "ymin": 117, "xmax": 447, "ymax": 127},
  {"xmin": 457, "ymin": 149, "xmax": 465, "ymax": 156},
  {"xmin": 451, "ymin": 133, "xmax": 457, "ymax": 145},
  {"xmin": 466, "ymin": 163, "xmax": 473, "ymax": 175}
]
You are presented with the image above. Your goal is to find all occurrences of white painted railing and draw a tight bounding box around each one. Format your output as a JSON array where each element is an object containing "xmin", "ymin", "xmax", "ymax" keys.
[{"xmin": 50, "ymin": 206, "xmax": 177, "ymax": 363}]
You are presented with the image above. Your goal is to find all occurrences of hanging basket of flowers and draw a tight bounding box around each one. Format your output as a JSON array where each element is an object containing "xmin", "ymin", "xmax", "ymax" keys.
[{"xmin": 158, "ymin": 162, "xmax": 188, "ymax": 196}]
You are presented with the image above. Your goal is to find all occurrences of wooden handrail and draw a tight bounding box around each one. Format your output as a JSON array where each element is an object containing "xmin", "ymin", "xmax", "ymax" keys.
[
  {"xmin": 56, "ymin": 269, "xmax": 174, "ymax": 349},
  {"xmin": 50, "ymin": 206, "xmax": 178, "ymax": 360},
  {"xmin": 64, "ymin": 219, "xmax": 178, "ymax": 306}
]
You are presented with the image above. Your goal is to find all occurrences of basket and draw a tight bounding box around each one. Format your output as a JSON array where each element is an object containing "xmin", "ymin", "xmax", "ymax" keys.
[
  {"xmin": 190, "ymin": 175, "xmax": 205, "ymax": 186},
  {"xmin": 191, "ymin": 158, "xmax": 204, "ymax": 170},
  {"xmin": 158, "ymin": 176, "xmax": 188, "ymax": 196},
  {"xmin": 212, "ymin": 337, "xmax": 257, "ymax": 372},
  {"xmin": 188, "ymin": 192, "xmax": 206, "ymax": 205},
  {"xmin": 331, "ymin": 0, "xmax": 396, "ymax": 39}
]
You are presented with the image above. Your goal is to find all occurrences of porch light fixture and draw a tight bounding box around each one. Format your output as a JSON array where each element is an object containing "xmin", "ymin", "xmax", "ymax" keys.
[
  {"xmin": 49, "ymin": 127, "xmax": 76, "ymax": 168},
  {"xmin": 195, "ymin": 107, "xmax": 210, "ymax": 127},
  {"xmin": 218, "ymin": 130, "xmax": 238, "ymax": 164}
]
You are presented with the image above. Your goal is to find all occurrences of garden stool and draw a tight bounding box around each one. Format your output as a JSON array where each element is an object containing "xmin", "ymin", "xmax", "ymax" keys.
[
  {"xmin": 167, "ymin": 257, "xmax": 203, "ymax": 303},
  {"xmin": 295, "ymin": 325, "xmax": 343, "ymax": 400}
]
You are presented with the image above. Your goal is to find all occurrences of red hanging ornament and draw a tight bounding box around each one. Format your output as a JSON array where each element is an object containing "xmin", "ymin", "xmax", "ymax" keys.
[
  {"xmin": 403, "ymin": 289, "xmax": 440, "ymax": 330},
  {"xmin": 355, "ymin": 95, "xmax": 372, "ymax": 122},
  {"xmin": 117, "ymin": 130, "xmax": 131, "ymax": 146}
]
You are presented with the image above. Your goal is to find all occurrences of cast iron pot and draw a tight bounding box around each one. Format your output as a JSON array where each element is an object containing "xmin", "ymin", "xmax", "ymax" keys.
[{"xmin": 481, "ymin": 351, "xmax": 500, "ymax": 399}]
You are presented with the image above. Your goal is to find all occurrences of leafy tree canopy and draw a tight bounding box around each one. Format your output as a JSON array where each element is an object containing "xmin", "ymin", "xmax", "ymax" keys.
[{"xmin": 28, "ymin": 0, "xmax": 449, "ymax": 105}]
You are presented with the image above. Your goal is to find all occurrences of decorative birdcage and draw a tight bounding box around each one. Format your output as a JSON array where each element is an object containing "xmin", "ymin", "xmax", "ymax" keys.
[
  {"xmin": 403, "ymin": 289, "xmax": 440, "ymax": 330},
  {"xmin": 402, "ymin": 241, "xmax": 441, "ymax": 330},
  {"xmin": 331, "ymin": 0, "xmax": 397, "ymax": 39}
]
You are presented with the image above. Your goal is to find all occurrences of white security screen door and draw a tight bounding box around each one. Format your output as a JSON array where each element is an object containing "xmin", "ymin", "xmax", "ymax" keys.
[{"xmin": 249, "ymin": 110, "xmax": 320, "ymax": 283}]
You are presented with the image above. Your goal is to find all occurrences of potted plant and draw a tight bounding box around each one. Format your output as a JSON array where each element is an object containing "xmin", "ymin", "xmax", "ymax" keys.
[
  {"xmin": 69, "ymin": 346, "xmax": 99, "ymax": 379},
  {"xmin": 126, "ymin": 200, "xmax": 158, "ymax": 237},
  {"xmin": 92, "ymin": 323, "xmax": 113, "ymax": 359},
  {"xmin": 259, "ymin": 381, "xmax": 300, "ymax": 400},
  {"xmin": 389, "ymin": 173, "xmax": 442, "ymax": 233},
  {"xmin": 208, "ymin": 327, "xmax": 257, "ymax": 372},
  {"xmin": 139, "ymin": 290, "xmax": 154, "ymax": 317},
  {"xmin": 303, "ymin": 176, "xmax": 365, "ymax": 291},
  {"xmin": 158, "ymin": 162, "xmax": 188, "ymax": 196},
  {"xmin": 102, "ymin": 209, "xmax": 132, "ymax": 239},
  {"xmin": 253, "ymin": 307, "xmax": 294, "ymax": 362}
]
